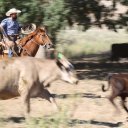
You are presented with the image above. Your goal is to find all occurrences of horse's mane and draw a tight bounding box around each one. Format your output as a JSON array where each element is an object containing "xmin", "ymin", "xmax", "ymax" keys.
[
  {"xmin": 18, "ymin": 27, "xmax": 46, "ymax": 47},
  {"xmin": 18, "ymin": 29, "xmax": 38, "ymax": 46}
]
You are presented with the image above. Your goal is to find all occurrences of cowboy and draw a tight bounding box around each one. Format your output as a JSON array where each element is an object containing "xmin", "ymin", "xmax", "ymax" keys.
[{"xmin": 0, "ymin": 8, "xmax": 21, "ymax": 57}]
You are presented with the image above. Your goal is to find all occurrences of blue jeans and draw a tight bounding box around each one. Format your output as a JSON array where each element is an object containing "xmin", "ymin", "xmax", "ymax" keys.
[
  {"xmin": 8, "ymin": 48, "xmax": 13, "ymax": 57},
  {"xmin": 7, "ymin": 35, "xmax": 17, "ymax": 57}
]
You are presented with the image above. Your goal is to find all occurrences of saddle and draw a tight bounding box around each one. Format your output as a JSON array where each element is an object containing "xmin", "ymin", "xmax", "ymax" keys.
[{"xmin": 0, "ymin": 36, "xmax": 20, "ymax": 56}]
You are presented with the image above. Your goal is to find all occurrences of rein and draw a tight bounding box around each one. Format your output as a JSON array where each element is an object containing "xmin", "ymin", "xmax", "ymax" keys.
[{"xmin": 18, "ymin": 31, "xmax": 47, "ymax": 56}]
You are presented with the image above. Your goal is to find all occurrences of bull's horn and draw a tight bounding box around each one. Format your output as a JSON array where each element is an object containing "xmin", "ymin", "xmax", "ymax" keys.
[{"xmin": 21, "ymin": 23, "xmax": 37, "ymax": 34}]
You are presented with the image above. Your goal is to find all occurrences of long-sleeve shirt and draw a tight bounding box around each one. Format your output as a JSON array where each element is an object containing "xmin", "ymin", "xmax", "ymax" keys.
[{"xmin": 0, "ymin": 17, "xmax": 19, "ymax": 35}]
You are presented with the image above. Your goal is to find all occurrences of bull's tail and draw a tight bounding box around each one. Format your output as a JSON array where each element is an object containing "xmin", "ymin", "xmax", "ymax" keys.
[
  {"xmin": 102, "ymin": 83, "xmax": 110, "ymax": 92},
  {"xmin": 102, "ymin": 74, "xmax": 113, "ymax": 92}
]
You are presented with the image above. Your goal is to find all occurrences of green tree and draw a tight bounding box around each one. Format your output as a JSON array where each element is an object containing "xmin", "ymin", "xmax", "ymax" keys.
[
  {"xmin": 19, "ymin": 0, "xmax": 45, "ymax": 25},
  {"xmin": 43, "ymin": 0, "xmax": 69, "ymax": 42},
  {"xmin": 0, "ymin": 0, "xmax": 127, "ymax": 41},
  {"xmin": 0, "ymin": 0, "xmax": 69, "ymax": 42}
]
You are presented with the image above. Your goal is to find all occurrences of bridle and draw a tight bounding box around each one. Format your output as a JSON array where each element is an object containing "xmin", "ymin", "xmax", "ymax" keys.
[{"xmin": 18, "ymin": 30, "xmax": 49, "ymax": 56}]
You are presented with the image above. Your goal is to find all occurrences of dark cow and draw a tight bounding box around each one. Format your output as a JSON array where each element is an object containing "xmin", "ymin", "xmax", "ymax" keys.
[
  {"xmin": 102, "ymin": 73, "xmax": 128, "ymax": 113},
  {"xmin": 111, "ymin": 43, "xmax": 128, "ymax": 61}
]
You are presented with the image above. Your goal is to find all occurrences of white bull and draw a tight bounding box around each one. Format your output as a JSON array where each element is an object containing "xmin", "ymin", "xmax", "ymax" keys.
[{"xmin": 0, "ymin": 56, "xmax": 78, "ymax": 117}]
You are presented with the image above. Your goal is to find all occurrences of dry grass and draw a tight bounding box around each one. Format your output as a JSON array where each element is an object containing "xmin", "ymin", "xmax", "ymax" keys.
[
  {"xmin": 56, "ymin": 28, "xmax": 128, "ymax": 58},
  {"xmin": 0, "ymin": 28, "xmax": 128, "ymax": 128}
]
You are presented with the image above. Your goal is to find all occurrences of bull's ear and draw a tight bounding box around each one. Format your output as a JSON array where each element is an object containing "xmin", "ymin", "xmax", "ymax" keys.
[
  {"xmin": 56, "ymin": 52, "xmax": 64, "ymax": 64},
  {"xmin": 56, "ymin": 52, "xmax": 72, "ymax": 68},
  {"xmin": 57, "ymin": 52, "xmax": 63, "ymax": 59},
  {"xmin": 56, "ymin": 59, "xmax": 63, "ymax": 70},
  {"xmin": 56, "ymin": 53, "xmax": 67, "ymax": 69},
  {"xmin": 56, "ymin": 52, "xmax": 64, "ymax": 62}
]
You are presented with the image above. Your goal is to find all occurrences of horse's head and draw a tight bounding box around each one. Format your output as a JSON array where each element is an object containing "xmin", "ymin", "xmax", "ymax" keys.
[
  {"xmin": 34, "ymin": 27, "xmax": 53, "ymax": 49},
  {"xmin": 21, "ymin": 24, "xmax": 53, "ymax": 49}
]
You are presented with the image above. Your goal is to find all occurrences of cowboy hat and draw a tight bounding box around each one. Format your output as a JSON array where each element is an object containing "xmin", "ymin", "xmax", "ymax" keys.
[
  {"xmin": 21, "ymin": 23, "xmax": 37, "ymax": 34},
  {"xmin": 6, "ymin": 8, "xmax": 21, "ymax": 16}
]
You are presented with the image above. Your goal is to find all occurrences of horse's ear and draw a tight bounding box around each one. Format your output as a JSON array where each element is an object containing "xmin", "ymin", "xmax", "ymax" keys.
[
  {"xmin": 37, "ymin": 27, "xmax": 45, "ymax": 33},
  {"xmin": 41, "ymin": 27, "xmax": 46, "ymax": 31}
]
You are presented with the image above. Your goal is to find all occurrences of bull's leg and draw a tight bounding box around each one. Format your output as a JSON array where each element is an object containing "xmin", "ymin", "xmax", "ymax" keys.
[
  {"xmin": 108, "ymin": 87, "xmax": 120, "ymax": 112},
  {"xmin": 120, "ymin": 96, "xmax": 128, "ymax": 113},
  {"xmin": 20, "ymin": 91, "xmax": 31, "ymax": 118},
  {"xmin": 19, "ymin": 77, "xmax": 31, "ymax": 118},
  {"xmin": 23, "ymin": 94, "xmax": 30, "ymax": 114},
  {"xmin": 43, "ymin": 76, "xmax": 57, "ymax": 87},
  {"xmin": 39, "ymin": 88, "xmax": 59, "ymax": 111}
]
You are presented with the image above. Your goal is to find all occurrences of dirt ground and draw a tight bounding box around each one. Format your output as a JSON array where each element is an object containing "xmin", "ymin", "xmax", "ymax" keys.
[{"xmin": 0, "ymin": 54, "xmax": 128, "ymax": 128}]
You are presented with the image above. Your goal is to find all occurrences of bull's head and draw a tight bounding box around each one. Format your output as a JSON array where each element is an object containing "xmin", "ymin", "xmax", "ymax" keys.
[{"xmin": 56, "ymin": 53, "xmax": 79, "ymax": 85}]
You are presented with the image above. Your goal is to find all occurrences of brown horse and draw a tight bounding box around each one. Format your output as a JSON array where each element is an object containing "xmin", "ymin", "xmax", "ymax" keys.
[
  {"xmin": 0, "ymin": 26, "xmax": 52, "ymax": 58},
  {"xmin": 18, "ymin": 27, "xmax": 52, "ymax": 56}
]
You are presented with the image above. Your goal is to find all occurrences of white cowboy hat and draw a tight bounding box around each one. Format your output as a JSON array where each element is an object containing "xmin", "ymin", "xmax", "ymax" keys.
[
  {"xmin": 21, "ymin": 23, "xmax": 37, "ymax": 34},
  {"xmin": 6, "ymin": 8, "xmax": 21, "ymax": 16}
]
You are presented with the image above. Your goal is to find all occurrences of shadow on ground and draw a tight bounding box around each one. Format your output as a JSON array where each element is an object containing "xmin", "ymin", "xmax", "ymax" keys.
[
  {"xmin": 72, "ymin": 53, "xmax": 128, "ymax": 80},
  {"xmin": 7, "ymin": 117, "xmax": 25, "ymax": 123},
  {"xmin": 0, "ymin": 116, "xmax": 123, "ymax": 128},
  {"xmin": 0, "ymin": 117, "xmax": 25, "ymax": 123},
  {"xmin": 52, "ymin": 92, "xmax": 101, "ymax": 99},
  {"xmin": 69, "ymin": 119, "xmax": 123, "ymax": 127}
]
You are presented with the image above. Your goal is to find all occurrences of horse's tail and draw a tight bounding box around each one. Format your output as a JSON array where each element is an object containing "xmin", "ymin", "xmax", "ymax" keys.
[{"xmin": 102, "ymin": 74, "xmax": 113, "ymax": 92}]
